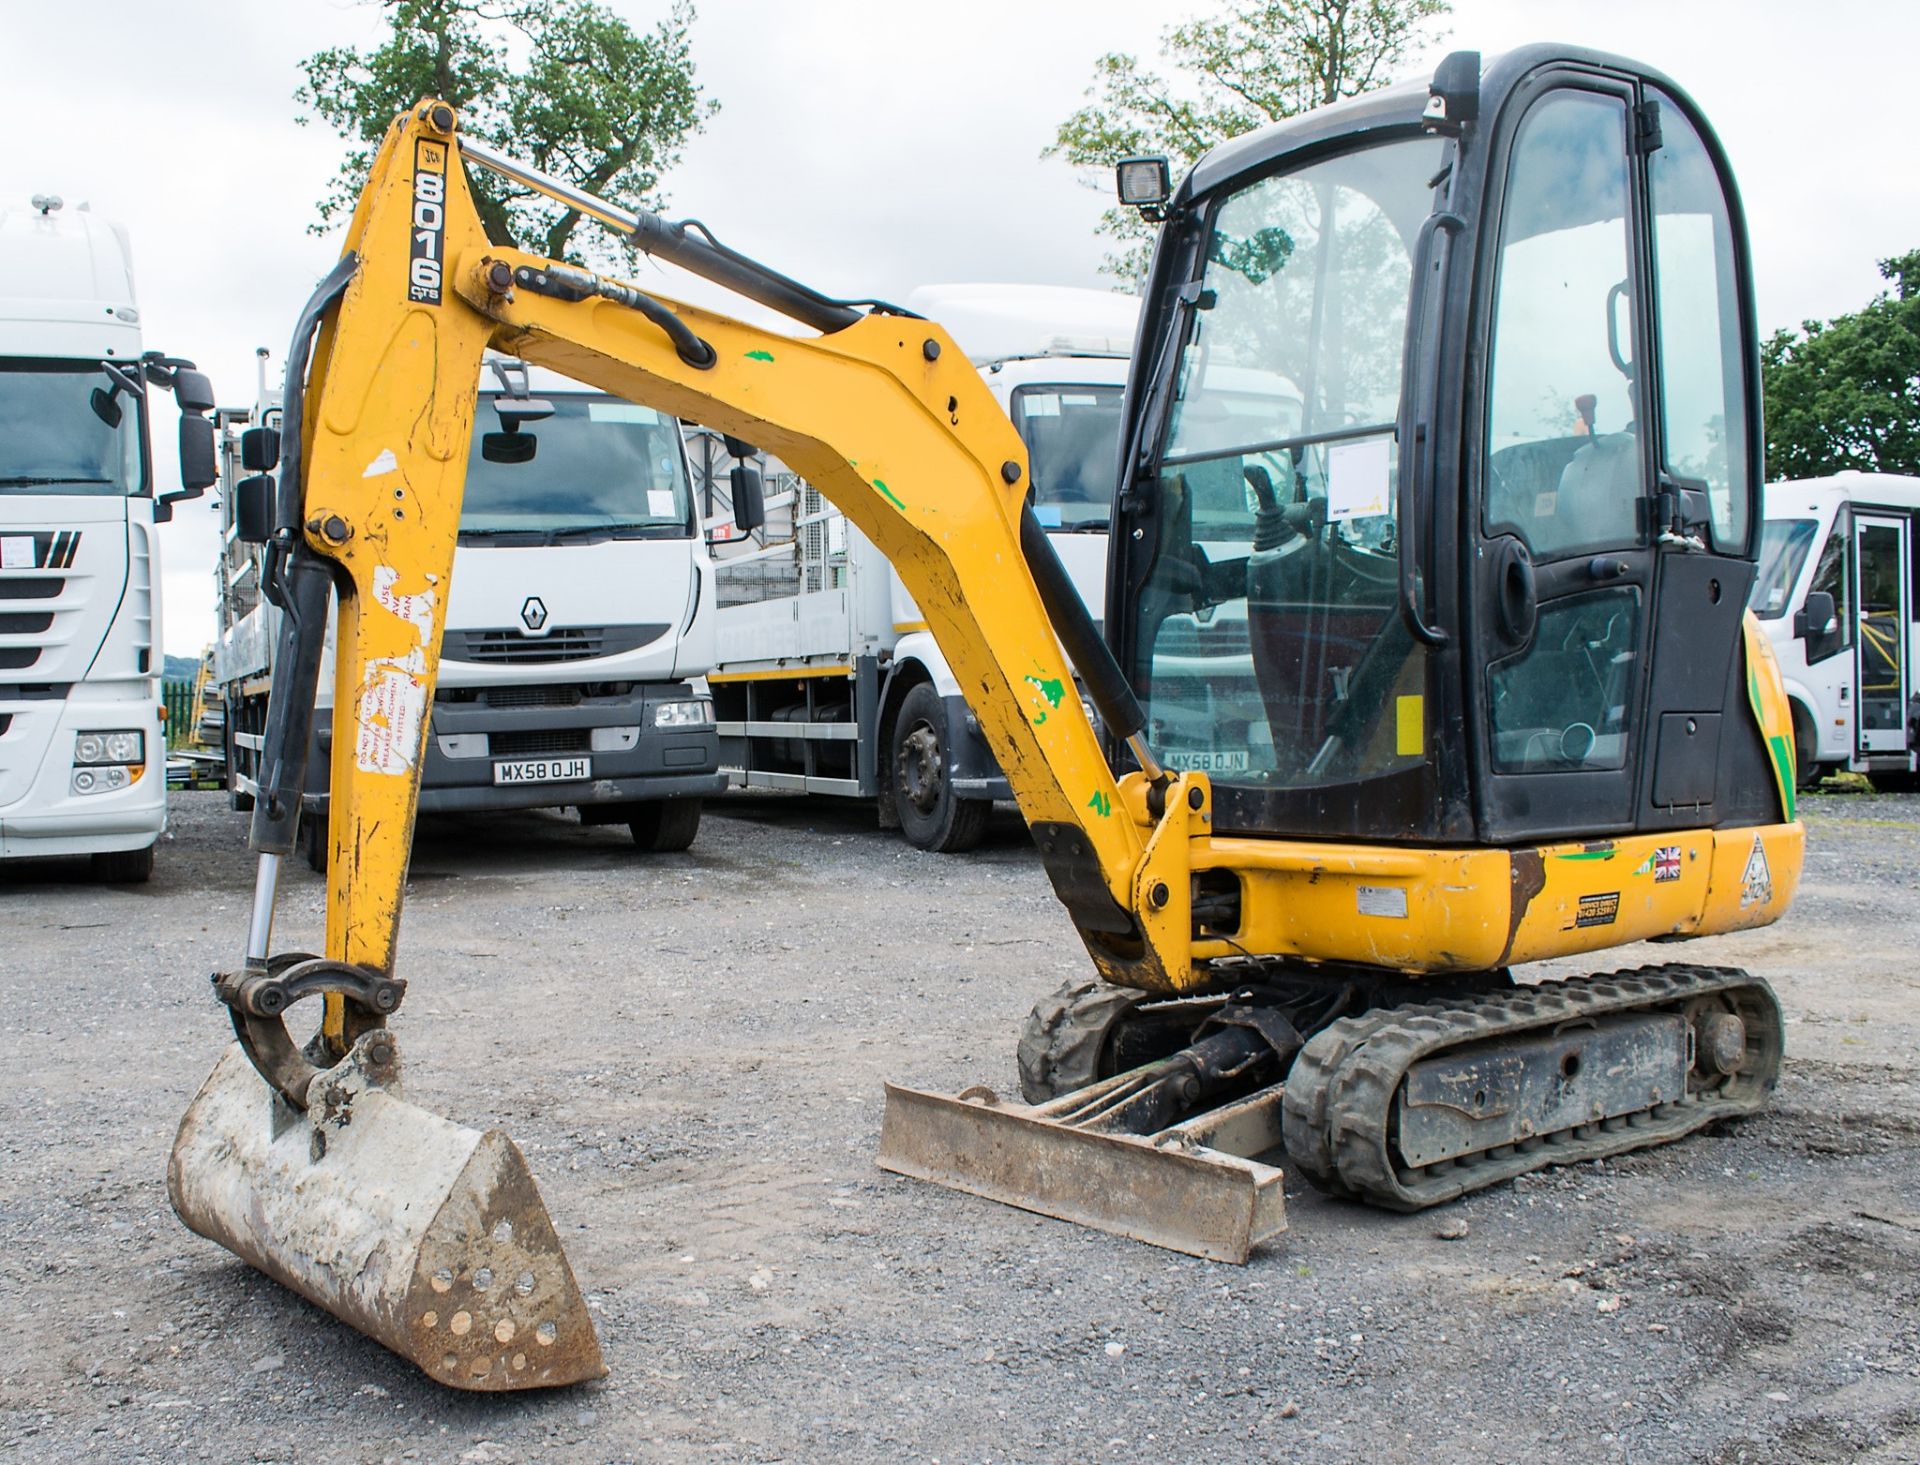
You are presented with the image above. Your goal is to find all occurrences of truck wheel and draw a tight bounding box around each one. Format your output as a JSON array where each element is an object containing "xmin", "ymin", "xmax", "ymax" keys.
[
  {"xmin": 630, "ymin": 797, "xmax": 701, "ymax": 852},
  {"xmin": 1790, "ymin": 702, "xmax": 1822, "ymax": 790},
  {"xmin": 298, "ymin": 809, "xmax": 329, "ymax": 873},
  {"xmin": 225, "ymin": 699, "xmax": 254, "ymax": 811},
  {"xmin": 92, "ymin": 844, "xmax": 155, "ymax": 884},
  {"xmin": 891, "ymin": 682, "xmax": 988, "ymax": 853}
]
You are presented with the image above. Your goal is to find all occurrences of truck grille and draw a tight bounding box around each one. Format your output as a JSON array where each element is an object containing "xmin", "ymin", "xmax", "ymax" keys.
[
  {"xmin": 0, "ymin": 574, "xmax": 63, "ymax": 676},
  {"xmin": 485, "ymin": 683, "xmax": 583, "ymax": 710},
  {"xmin": 443, "ymin": 623, "xmax": 665, "ymax": 665},
  {"xmin": 491, "ymin": 728, "xmax": 591, "ymax": 757}
]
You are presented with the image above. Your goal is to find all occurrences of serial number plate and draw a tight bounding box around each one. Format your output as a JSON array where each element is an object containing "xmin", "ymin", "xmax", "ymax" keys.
[
  {"xmin": 493, "ymin": 757, "xmax": 591, "ymax": 785},
  {"xmin": 1164, "ymin": 749, "xmax": 1251, "ymax": 773}
]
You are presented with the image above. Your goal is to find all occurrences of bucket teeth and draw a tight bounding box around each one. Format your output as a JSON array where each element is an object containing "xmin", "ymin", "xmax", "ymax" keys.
[{"xmin": 169, "ymin": 1037, "xmax": 604, "ymax": 1391}]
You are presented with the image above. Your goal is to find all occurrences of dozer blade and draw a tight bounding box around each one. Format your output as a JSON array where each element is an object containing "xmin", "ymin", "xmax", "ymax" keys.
[
  {"xmin": 169, "ymin": 1035, "xmax": 604, "ymax": 1391},
  {"xmin": 877, "ymin": 1080, "xmax": 1287, "ymax": 1263}
]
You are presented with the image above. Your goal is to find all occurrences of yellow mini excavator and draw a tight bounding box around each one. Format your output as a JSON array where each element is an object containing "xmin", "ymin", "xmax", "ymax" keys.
[{"xmin": 170, "ymin": 45, "xmax": 1802, "ymax": 1390}]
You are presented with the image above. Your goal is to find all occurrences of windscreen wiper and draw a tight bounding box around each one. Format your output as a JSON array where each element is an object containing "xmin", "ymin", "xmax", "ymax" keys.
[
  {"xmin": 0, "ymin": 475, "xmax": 115, "ymax": 486},
  {"xmin": 553, "ymin": 522, "xmax": 678, "ymax": 541}
]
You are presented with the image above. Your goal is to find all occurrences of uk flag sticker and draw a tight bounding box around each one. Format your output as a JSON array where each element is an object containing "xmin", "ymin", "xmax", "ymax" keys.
[{"xmin": 1651, "ymin": 845, "xmax": 1682, "ymax": 883}]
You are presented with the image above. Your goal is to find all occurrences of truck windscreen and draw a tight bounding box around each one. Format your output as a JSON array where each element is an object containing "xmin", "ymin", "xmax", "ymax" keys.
[
  {"xmin": 460, "ymin": 395, "xmax": 691, "ymax": 542},
  {"xmin": 1013, "ymin": 384, "xmax": 1124, "ymax": 530},
  {"xmin": 0, "ymin": 360, "xmax": 145, "ymax": 496},
  {"xmin": 1751, "ymin": 517, "xmax": 1817, "ymax": 619}
]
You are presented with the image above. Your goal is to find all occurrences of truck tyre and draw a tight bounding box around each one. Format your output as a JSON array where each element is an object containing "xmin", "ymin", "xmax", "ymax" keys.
[
  {"xmin": 298, "ymin": 808, "xmax": 329, "ymax": 873},
  {"xmin": 1790, "ymin": 702, "xmax": 1822, "ymax": 790},
  {"xmin": 92, "ymin": 843, "xmax": 155, "ymax": 884},
  {"xmin": 630, "ymin": 797, "xmax": 701, "ymax": 852},
  {"xmin": 224, "ymin": 697, "xmax": 254, "ymax": 811},
  {"xmin": 891, "ymin": 682, "xmax": 988, "ymax": 853}
]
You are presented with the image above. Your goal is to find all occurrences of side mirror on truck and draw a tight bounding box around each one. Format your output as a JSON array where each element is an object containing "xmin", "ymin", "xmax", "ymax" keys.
[
  {"xmin": 157, "ymin": 413, "xmax": 219, "ymax": 521},
  {"xmin": 722, "ymin": 435, "xmax": 765, "ymax": 534},
  {"xmin": 233, "ymin": 474, "xmax": 276, "ymax": 544},
  {"xmin": 171, "ymin": 369, "xmax": 217, "ymax": 415},
  {"xmin": 1794, "ymin": 590, "xmax": 1837, "ymax": 640},
  {"xmin": 241, "ymin": 426, "xmax": 281, "ymax": 472},
  {"xmin": 730, "ymin": 463, "xmax": 765, "ymax": 534},
  {"xmin": 152, "ymin": 359, "xmax": 219, "ymax": 521}
]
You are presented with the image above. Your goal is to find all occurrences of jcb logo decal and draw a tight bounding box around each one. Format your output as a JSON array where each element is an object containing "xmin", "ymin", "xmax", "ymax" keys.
[{"xmin": 408, "ymin": 139, "xmax": 447, "ymax": 305}]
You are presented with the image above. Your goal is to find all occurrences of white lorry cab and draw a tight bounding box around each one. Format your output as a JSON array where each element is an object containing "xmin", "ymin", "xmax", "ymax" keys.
[
  {"xmin": 705, "ymin": 284, "xmax": 1137, "ymax": 851},
  {"xmin": 1752, "ymin": 472, "xmax": 1920, "ymax": 789},
  {"xmin": 216, "ymin": 356, "xmax": 724, "ymax": 867},
  {"xmin": 0, "ymin": 195, "xmax": 217, "ymax": 880}
]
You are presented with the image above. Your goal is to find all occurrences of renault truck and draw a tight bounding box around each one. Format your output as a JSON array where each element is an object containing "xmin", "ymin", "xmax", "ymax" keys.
[{"xmin": 215, "ymin": 355, "xmax": 725, "ymax": 867}]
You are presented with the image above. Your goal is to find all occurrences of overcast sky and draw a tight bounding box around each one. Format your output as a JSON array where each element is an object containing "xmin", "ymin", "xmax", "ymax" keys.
[{"xmin": 6, "ymin": 0, "xmax": 1916, "ymax": 655}]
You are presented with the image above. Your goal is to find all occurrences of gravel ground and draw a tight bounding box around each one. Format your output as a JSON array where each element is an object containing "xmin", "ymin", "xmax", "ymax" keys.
[{"xmin": 1, "ymin": 784, "xmax": 1917, "ymax": 1464}]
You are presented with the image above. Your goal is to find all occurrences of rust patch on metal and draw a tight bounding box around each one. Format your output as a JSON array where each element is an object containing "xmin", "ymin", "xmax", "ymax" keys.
[{"xmin": 1500, "ymin": 849, "xmax": 1548, "ymax": 965}]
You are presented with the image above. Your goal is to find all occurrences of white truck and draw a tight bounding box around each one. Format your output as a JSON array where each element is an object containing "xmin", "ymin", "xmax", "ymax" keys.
[
  {"xmin": 0, "ymin": 194, "xmax": 218, "ymax": 880},
  {"xmin": 215, "ymin": 356, "xmax": 727, "ymax": 869},
  {"xmin": 1752, "ymin": 471, "xmax": 1920, "ymax": 789},
  {"xmin": 706, "ymin": 285, "xmax": 1136, "ymax": 850}
]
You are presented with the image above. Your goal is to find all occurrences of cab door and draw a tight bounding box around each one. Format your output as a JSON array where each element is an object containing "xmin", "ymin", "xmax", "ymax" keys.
[{"xmin": 1467, "ymin": 76, "xmax": 1760, "ymax": 842}]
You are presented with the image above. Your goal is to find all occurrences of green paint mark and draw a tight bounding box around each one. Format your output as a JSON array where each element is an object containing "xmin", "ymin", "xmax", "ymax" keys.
[
  {"xmin": 1551, "ymin": 849, "xmax": 1615, "ymax": 862},
  {"xmin": 1747, "ymin": 656, "xmax": 1796, "ymax": 821},
  {"xmin": 1025, "ymin": 674, "xmax": 1066, "ymax": 708},
  {"xmin": 1031, "ymin": 709, "xmax": 1048, "ymax": 726},
  {"xmin": 1768, "ymin": 734, "xmax": 1796, "ymax": 820},
  {"xmin": 875, "ymin": 478, "xmax": 906, "ymax": 511},
  {"xmin": 744, "ymin": 349, "xmax": 775, "ymax": 362},
  {"xmin": 1087, "ymin": 791, "xmax": 1112, "ymax": 818}
]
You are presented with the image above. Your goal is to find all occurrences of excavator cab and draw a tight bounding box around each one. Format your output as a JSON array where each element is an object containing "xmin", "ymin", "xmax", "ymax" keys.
[{"xmin": 1113, "ymin": 48, "xmax": 1781, "ymax": 849}]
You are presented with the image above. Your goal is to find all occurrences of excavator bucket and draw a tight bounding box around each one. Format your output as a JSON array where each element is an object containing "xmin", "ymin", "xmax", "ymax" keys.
[
  {"xmin": 877, "ymin": 1077, "xmax": 1288, "ymax": 1264},
  {"xmin": 168, "ymin": 1035, "xmax": 603, "ymax": 1391}
]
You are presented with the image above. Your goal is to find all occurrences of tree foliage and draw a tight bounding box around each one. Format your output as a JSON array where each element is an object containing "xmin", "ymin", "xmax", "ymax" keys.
[
  {"xmin": 1761, "ymin": 251, "xmax": 1920, "ymax": 479},
  {"xmin": 298, "ymin": 0, "xmax": 716, "ymax": 264},
  {"xmin": 1048, "ymin": 0, "xmax": 1449, "ymax": 281}
]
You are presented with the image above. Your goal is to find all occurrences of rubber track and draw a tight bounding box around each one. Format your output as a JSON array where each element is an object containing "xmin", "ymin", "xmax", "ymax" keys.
[
  {"xmin": 1288, "ymin": 964, "xmax": 1783, "ymax": 1211},
  {"xmin": 1281, "ymin": 997, "xmax": 1469, "ymax": 1198}
]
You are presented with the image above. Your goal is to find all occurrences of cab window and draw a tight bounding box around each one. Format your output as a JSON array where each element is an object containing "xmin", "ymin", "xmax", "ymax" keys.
[
  {"xmin": 1647, "ymin": 90, "xmax": 1751, "ymax": 551},
  {"xmin": 1484, "ymin": 89, "xmax": 1643, "ymax": 560}
]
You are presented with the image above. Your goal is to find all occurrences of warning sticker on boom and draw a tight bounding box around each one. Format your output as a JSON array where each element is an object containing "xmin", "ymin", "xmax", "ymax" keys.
[{"xmin": 408, "ymin": 139, "xmax": 448, "ymax": 305}]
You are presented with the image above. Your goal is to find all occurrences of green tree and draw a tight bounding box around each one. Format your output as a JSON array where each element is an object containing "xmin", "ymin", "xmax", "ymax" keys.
[
  {"xmin": 1049, "ymin": 0, "xmax": 1449, "ymax": 282},
  {"xmin": 297, "ymin": 0, "xmax": 716, "ymax": 265},
  {"xmin": 1761, "ymin": 250, "xmax": 1920, "ymax": 479}
]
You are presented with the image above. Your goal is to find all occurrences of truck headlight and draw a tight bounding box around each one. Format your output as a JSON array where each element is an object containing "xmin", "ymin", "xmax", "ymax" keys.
[
  {"xmin": 653, "ymin": 700, "xmax": 713, "ymax": 728},
  {"xmin": 75, "ymin": 730, "xmax": 145, "ymax": 765},
  {"xmin": 72, "ymin": 765, "xmax": 133, "ymax": 796}
]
